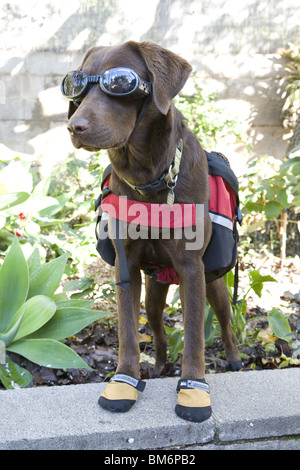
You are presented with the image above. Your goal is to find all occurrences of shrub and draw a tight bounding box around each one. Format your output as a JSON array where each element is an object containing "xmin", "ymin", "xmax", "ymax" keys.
[
  {"xmin": 175, "ymin": 78, "xmax": 249, "ymax": 149},
  {"xmin": 239, "ymin": 151, "xmax": 300, "ymax": 262},
  {"xmin": 0, "ymin": 237, "xmax": 108, "ymax": 389}
]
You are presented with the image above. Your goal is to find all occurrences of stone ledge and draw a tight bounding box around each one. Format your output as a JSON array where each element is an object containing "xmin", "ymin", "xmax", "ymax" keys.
[{"xmin": 0, "ymin": 368, "xmax": 299, "ymax": 450}]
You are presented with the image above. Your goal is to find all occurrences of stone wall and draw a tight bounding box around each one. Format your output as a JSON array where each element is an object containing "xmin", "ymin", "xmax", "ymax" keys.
[{"xmin": 0, "ymin": 0, "xmax": 299, "ymax": 175}]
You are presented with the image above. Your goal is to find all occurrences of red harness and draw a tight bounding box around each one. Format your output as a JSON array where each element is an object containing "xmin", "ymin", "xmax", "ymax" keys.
[
  {"xmin": 101, "ymin": 177, "xmax": 197, "ymax": 228},
  {"xmin": 100, "ymin": 173, "xmax": 236, "ymax": 285}
]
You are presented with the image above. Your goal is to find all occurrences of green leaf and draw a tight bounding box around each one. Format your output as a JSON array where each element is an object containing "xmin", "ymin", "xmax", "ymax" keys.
[
  {"xmin": 26, "ymin": 195, "xmax": 59, "ymax": 214},
  {"xmin": 0, "ymin": 355, "xmax": 33, "ymax": 389},
  {"xmin": 27, "ymin": 248, "xmax": 41, "ymax": 275},
  {"xmin": 25, "ymin": 220, "xmax": 41, "ymax": 237},
  {"xmin": 52, "ymin": 292, "xmax": 68, "ymax": 303},
  {"xmin": 279, "ymin": 157, "xmax": 300, "ymax": 176},
  {"xmin": 249, "ymin": 270, "xmax": 277, "ymax": 297},
  {"xmin": 0, "ymin": 339, "xmax": 5, "ymax": 364},
  {"xmin": 292, "ymin": 193, "xmax": 300, "ymax": 209},
  {"xmin": 7, "ymin": 338, "xmax": 92, "ymax": 370},
  {"xmin": 224, "ymin": 270, "xmax": 235, "ymax": 289},
  {"xmin": 0, "ymin": 192, "xmax": 30, "ymax": 211},
  {"xmin": 277, "ymin": 189, "xmax": 289, "ymax": 208},
  {"xmin": 291, "ymin": 162, "xmax": 300, "ymax": 176},
  {"xmin": 55, "ymin": 299, "xmax": 94, "ymax": 309},
  {"xmin": 38, "ymin": 192, "xmax": 74, "ymax": 218},
  {"xmin": 0, "ymin": 237, "xmax": 29, "ymax": 331},
  {"xmin": 171, "ymin": 287, "xmax": 180, "ymax": 306},
  {"xmin": 9, "ymin": 295, "xmax": 56, "ymax": 342},
  {"xmin": 28, "ymin": 254, "xmax": 68, "ymax": 299},
  {"xmin": 165, "ymin": 327, "xmax": 184, "ymax": 361},
  {"xmin": 27, "ymin": 307, "xmax": 108, "ymax": 340},
  {"xmin": 0, "ymin": 310, "xmax": 25, "ymax": 346},
  {"xmin": 244, "ymin": 201, "xmax": 264, "ymax": 213},
  {"xmin": 63, "ymin": 277, "xmax": 94, "ymax": 293},
  {"xmin": 264, "ymin": 201, "xmax": 283, "ymax": 219},
  {"xmin": 268, "ymin": 308, "xmax": 292, "ymax": 342},
  {"xmin": 32, "ymin": 175, "xmax": 51, "ymax": 197},
  {"xmin": 204, "ymin": 305, "xmax": 216, "ymax": 344}
]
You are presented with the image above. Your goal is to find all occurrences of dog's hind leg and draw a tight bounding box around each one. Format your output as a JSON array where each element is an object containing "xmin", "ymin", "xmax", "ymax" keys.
[
  {"xmin": 206, "ymin": 277, "xmax": 244, "ymax": 371},
  {"xmin": 145, "ymin": 275, "xmax": 169, "ymax": 374}
]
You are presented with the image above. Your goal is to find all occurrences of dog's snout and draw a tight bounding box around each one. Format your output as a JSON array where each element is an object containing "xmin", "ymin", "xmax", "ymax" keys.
[{"xmin": 67, "ymin": 117, "xmax": 89, "ymax": 136}]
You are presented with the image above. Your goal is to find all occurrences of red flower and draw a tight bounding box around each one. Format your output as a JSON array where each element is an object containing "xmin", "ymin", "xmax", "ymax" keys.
[
  {"xmin": 14, "ymin": 228, "xmax": 24, "ymax": 238},
  {"xmin": 18, "ymin": 212, "xmax": 28, "ymax": 220}
]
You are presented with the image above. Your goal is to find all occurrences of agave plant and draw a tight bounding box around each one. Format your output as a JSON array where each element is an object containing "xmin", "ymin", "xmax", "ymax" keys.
[{"xmin": 0, "ymin": 237, "xmax": 107, "ymax": 389}]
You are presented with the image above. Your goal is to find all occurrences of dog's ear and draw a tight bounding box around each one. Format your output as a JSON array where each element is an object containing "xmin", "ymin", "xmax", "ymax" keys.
[{"xmin": 134, "ymin": 41, "xmax": 192, "ymax": 115}]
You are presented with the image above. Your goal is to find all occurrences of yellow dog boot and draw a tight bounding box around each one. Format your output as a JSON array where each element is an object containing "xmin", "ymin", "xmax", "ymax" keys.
[
  {"xmin": 98, "ymin": 374, "xmax": 146, "ymax": 412},
  {"xmin": 175, "ymin": 378, "xmax": 212, "ymax": 422}
]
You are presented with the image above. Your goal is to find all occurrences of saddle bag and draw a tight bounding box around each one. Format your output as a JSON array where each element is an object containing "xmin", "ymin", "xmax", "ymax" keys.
[
  {"xmin": 203, "ymin": 151, "xmax": 242, "ymax": 283},
  {"xmin": 95, "ymin": 151, "xmax": 242, "ymax": 287}
]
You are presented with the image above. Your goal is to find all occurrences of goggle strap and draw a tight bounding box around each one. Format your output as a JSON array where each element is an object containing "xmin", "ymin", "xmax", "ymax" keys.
[{"xmin": 129, "ymin": 94, "xmax": 152, "ymax": 138}]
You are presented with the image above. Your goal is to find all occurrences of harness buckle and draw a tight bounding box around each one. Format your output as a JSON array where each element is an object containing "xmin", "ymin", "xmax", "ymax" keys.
[{"xmin": 167, "ymin": 166, "xmax": 178, "ymax": 188}]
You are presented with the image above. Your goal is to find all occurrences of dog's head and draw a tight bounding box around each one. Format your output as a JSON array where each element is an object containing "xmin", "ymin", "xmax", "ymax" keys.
[{"xmin": 63, "ymin": 41, "xmax": 192, "ymax": 152}]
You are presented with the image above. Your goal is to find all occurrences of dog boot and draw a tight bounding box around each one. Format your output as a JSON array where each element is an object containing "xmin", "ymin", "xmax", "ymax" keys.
[
  {"xmin": 175, "ymin": 378, "xmax": 212, "ymax": 422},
  {"xmin": 98, "ymin": 373, "xmax": 146, "ymax": 412}
]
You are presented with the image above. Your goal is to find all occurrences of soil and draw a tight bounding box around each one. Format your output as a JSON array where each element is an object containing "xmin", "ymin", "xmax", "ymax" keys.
[{"xmin": 3, "ymin": 254, "xmax": 300, "ymax": 390}]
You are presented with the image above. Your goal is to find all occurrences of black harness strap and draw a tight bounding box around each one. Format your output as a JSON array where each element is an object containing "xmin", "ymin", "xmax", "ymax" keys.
[
  {"xmin": 128, "ymin": 94, "xmax": 152, "ymax": 140},
  {"xmin": 113, "ymin": 218, "xmax": 131, "ymax": 289}
]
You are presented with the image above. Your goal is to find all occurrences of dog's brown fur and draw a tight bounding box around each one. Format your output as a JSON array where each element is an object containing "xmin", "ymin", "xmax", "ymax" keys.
[{"xmin": 66, "ymin": 41, "xmax": 241, "ymax": 382}]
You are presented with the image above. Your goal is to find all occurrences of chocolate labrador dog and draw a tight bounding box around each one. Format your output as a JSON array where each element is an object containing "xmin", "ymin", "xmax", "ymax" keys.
[{"xmin": 62, "ymin": 40, "xmax": 243, "ymax": 422}]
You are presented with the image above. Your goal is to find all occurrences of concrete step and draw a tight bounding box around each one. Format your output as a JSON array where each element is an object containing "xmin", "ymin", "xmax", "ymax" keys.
[{"xmin": 0, "ymin": 368, "xmax": 299, "ymax": 450}]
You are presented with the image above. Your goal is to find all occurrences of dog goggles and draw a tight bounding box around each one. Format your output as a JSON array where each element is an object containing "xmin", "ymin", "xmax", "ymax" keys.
[{"xmin": 61, "ymin": 67, "xmax": 152, "ymax": 101}]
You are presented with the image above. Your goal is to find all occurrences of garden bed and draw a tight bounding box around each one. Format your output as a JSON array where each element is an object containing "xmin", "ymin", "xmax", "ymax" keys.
[{"xmin": 3, "ymin": 255, "xmax": 299, "ymax": 390}]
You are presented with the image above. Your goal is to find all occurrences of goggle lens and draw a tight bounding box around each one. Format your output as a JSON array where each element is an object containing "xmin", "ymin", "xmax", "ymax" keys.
[
  {"xmin": 62, "ymin": 71, "xmax": 88, "ymax": 99},
  {"xmin": 102, "ymin": 69, "xmax": 137, "ymax": 95}
]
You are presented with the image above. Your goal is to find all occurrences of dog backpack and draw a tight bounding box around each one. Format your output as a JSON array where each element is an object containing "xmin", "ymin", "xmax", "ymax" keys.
[
  {"xmin": 95, "ymin": 151, "xmax": 242, "ymax": 298},
  {"xmin": 203, "ymin": 151, "xmax": 242, "ymax": 283}
]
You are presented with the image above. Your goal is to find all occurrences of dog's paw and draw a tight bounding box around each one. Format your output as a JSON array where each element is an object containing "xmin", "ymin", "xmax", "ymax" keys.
[
  {"xmin": 99, "ymin": 381, "xmax": 137, "ymax": 412},
  {"xmin": 175, "ymin": 379, "xmax": 212, "ymax": 423},
  {"xmin": 226, "ymin": 360, "xmax": 244, "ymax": 372},
  {"xmin": 98, "ymin": 374, "xmax": 146, "ymax": 413}
]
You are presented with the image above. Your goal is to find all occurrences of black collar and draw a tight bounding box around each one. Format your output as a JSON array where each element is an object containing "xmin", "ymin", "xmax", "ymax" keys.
[{"xmin": 123, "ymin": 139, "xmax": 183, "ymax": 197}]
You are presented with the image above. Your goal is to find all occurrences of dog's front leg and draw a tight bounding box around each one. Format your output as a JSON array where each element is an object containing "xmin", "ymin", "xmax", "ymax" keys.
[
  {"xmin": 115, "ymin": 263, "xmax": 141, "ymax": 378},
  {"xmin": 98, "ymin": 262, "xmax": 144, "ymax": 413},
  {"xmin": 179, "ymin": 258, "xmax": 206, "ymax": 380},
  {"xmin": 175, "ymin": 257, "xmax": 212, "ymax": 422}
]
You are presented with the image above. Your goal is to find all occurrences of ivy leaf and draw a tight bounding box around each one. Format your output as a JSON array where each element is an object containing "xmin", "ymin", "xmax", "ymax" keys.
[
  {"xmin": 244, "ymin": 201, "xmax": 264, "ymax": 213},
  {"xmin": 277, "ymin": 189, "xmax": 289, "ymax": 208},
  {"xmin": 249, "ymin": 270, "xmax": 277, "ymax": 297},
  {"xmin": 291, "ymin": 162, "xmax": 300, "ymax": 176},
  {"xmin": 264, "ymin": 201, "xmax": 283, "ymax": 219}
]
